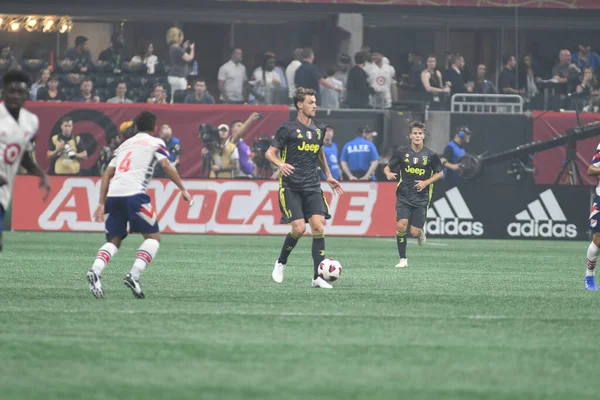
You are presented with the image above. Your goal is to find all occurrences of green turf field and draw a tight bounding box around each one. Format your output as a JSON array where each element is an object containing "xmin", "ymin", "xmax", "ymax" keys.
[{"xmin": 0, "ymin": 232, "xmax": 597, "ymax": 400}]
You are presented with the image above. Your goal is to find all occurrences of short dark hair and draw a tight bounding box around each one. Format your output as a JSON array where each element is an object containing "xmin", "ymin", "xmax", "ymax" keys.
[
  {"xmin": 301, "ymin": 48, "xmax": 314, "ymax": 60},
  {"xmin": 75, "ymin": 36, "xmax": 88, "ymax": 47},
  {"xmin": 2, "ymin": 70, "xmax": 31, "ymax": 87},
  {"xmin": 194, "ymin": 79, "xmax": 206, "ymax": 85},
  {"xmin": 81, "ymin": 77, "xmax": 92, "ymax": 85},
  {"xmin": 48, "ymin": 74, "xmax": 59, "ymax": 82},
  {"xmin": 450, "ymin": 53, "xmax": 462, "ymax": 65},
  {"xmin": 231, "ymin": 119, "xmax": 243, "ymax": 126},
  {"xmin": 60, "ymin": 117, "xmax": 73, "ymax": 125},
  {"xmin": 153, "ymin": 82, "xmax": 164, "ymax": 90},
  {"xmin": 354, "ymin": 51, "xmax": 366, "ymax": 65},
  {"xmin": 117, "ymin": 80, "xmax": 127, "ymax": 87},
  {"xmin": 293, "ymin": 87, "xmax": 316, "ymax": 110},
  {"xmin": 326, "ymin": 66, "xmax": 337, "ymax": 77},
  {"xmin": 502, "ymin": 54, "xmax": 514, "ymax": 66},
  {"xmin": 134, "ymin": 111, "xmax": 157, "ymax": 133},
  {"xmin": 325, "ymin": 125, "xmax": 333, "ymax": 131},
  {"xmin": 409, "ymin": 121, "xmax": 426, "ymax": 133}
]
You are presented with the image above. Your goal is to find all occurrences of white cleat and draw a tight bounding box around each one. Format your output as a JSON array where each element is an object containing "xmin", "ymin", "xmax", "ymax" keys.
[
  {"xmin": 395, "ymin": 258, "xmax": 408, "ymax": 268},
  {"xmin": 418, "ymin": 228, "xmax": 427, "ymax": 246},
  {"xmin": 312, "ymin": 276, "xmax": 333, "ymax": 289},
  {"xmin": 86, "ymin": 269, "xmax": 104, "ymax": 299},
  {"xmin": 272, "ymin": 260, "xmax": 285, "ymax": 283}
]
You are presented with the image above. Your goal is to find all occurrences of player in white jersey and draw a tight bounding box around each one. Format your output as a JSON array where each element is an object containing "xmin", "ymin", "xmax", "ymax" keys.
[
  {"xmin": 86, "ymin": 111, "xmax": 192, "ymax": 299},
  {"xmin": 585, "ymin": 143, "xmax": 600, "ymax": 290},
  {"xmin": 0, "ymin": 71, "xmax": 51, "ymax": 253}
]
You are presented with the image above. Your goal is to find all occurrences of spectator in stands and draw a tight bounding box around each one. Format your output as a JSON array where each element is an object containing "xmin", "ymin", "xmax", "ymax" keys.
[
  {"xmin": 47, "ymin": 117, "xmax": 88, "ymax": 175},
  {"xmin": 340, "ymin": 126, "xmax": 379, "ymax": 181},
  {"xmin": 421, "ymin": 55, "xmax": 449, "ymax": 95},
  {"xmin": 552, "ymin": 49, "xmax": 581, "ymax": 94},
  {"xmin": 0, "ymin": 45, "xmax": 19, "ymax": 71},
  {"xmin": 30, "ymin": 68, "xmax": 50, "ymax": 101},
  {"xmin": 147, "ymin": 83, "xmax": 168, "ymax": 104},
  {"xmin": 346, "ymin": 51, "xmax": 372, "ymax": 109},
  {"xmin": 319, "ymin": 126, "xmax": 340, "ymax": 181},
  {"xmin": 572, "ymin": 38, "xmax": 600, "ymax": 71},
  {"xmin": 286, "ymin": 48, "xmax": 303, "ymax": 101},
  {"xmin": 63, "ymin": 36, "xmax": 92, "ymax": 76},
  {"xmin": 472, "ymin": 64, "xmax": 497, "ymax": 94},
  {"xmin": 106, "ymin": 81, "xmax": 133, "ymax": 103},
  {"xmin": 167, "ymin": 27, "xmax": 194, "ymax": 104},
  {"xmin": 405, "ymin": 51, "xmax": 425, "ymax": 92},
  {"xmin": 498, "ymin": 55, "xmax": 523, "ymax": 95},
  {"xmin": 71, "ymin": 78, "xmax": 100, "ymax": 103},
  {"xmin": 218, "ymin": 48, "xmax": 247, "ymax": 104},
  {"xmin": 444, "ymin": 53, "xmax": 466, "ymax": 96},
  {"xmin": 369, "ymin": 49, "xmax": 397, "ymax": 109},
  {"xmin": 519, "ymin": 55, "xmax": 541, "ymax": 102},
  {"xmin": 99, "ymin": 31, "xmax": 126, "ymax": 74},
  {"xmin": 577, "ymin": 68, "xmax": 600, "ymax": 112},
  {"xmin": 334, "ymin": 54, "xmax": 352, "ymax": 104},
  {"xmin": 295, "ymin": 48, "xmax": 342, "ymax": 106},
  {"xmin": 265, "ymin": 51, "xmax": 287, "ymax": 101},
  {"xmin": 321, "ymin": 67, "xmax": 342, "ymax": 110},
  {"xmin": 37, "ymin": 75, "xmax": 65, "ymax": 102},
  {"xmin": 130, "ymin": 40, "xmax": 158, "ymax": 75},
  {"xmin": 184, "ymin": 79, "xmax": 215, "ymax": 104},
  {"xmin": 249, "ymin": 53, "xmax": 282, "ymax": 105}
]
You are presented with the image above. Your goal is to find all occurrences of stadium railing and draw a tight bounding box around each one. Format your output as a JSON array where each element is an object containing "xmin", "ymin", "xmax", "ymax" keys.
[{"xmin": 451, "ymin": 94, "xmax": 524, "ymax": 114}]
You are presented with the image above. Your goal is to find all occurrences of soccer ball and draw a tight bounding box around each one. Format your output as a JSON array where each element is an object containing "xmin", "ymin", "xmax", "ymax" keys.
[{"xmin": 318, "ymin": 258, "xmax": 343, "ymax": 282}]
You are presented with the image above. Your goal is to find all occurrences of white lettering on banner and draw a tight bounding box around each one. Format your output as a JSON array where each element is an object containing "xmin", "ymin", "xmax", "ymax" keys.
[{"xmin": 36, "ymin": 179, "xmax": 378, "ymax": 235}]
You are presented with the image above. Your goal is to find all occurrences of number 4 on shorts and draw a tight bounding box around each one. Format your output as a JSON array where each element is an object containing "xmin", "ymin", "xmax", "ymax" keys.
[{"xmin": 118, "ymin": 151, "xmax": 132, "ymax": 172}]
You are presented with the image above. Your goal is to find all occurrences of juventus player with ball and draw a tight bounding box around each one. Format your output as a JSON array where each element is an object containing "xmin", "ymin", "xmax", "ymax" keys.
[
  {"xmin": 87, "ymin": 111, "xmax": 192, "ymax": 299},
  {"xmin": 0, "ymin": 71, "xmax": 51, "ymax": 253}
]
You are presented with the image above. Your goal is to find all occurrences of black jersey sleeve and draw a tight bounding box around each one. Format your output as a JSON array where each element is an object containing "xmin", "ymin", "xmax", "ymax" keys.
[
  {"xmin": 387, "ymin": 148, "xmax": 403, "ymax": 169},
  {"xmin": 271, "ymin": 124, "xmax": 290, "ymax": 149},
  {"xmin": 431, "ymin": 152, "xmax": 443, "ymax": 174}
]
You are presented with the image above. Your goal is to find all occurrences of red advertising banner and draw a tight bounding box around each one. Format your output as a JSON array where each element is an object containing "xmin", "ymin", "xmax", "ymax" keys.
[
  {"xmin": 25, "ymin": 102, "xmax": 289, "ymax": 178},
  {"xmin": 12, "ymin": 176, "xmax": 397, "ymax": 236},
  {"xmin": 532, "ymin": 111, "xmax": 600, "ymax": 185},
  {"xmin": 218, "ymin": 0, "xmax": 600, "ymax": 9}
]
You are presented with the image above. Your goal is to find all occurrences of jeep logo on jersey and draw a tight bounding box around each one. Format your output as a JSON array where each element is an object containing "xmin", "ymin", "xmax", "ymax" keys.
[
  {"xmin": 507, "ymin": 189, "xmax": 577, "ymax": 238},
  {"xmin": 426, "ymin": 187, "xmax": 484, "ymax": 236},
  {"xmin": 297, "ymin": 142, "xmax": 320, "ymax": 153},
  {"xmin": 405, "ymin": 166, "xmax": 426, "ymax": 175}
]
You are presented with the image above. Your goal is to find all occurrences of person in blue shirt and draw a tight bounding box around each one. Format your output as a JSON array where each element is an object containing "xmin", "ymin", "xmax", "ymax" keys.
[
  {"xmin": 441, "ymin": 126, "xmax": 471, "ymax": 185},
  {"xmin": 154, "ymin": 124, "xmax": 181, "ymax": 178},
  {"xmin": 319, "ymin": 126, "xmax": 340, "ymax": 180},
  {"xmin": 340, "ymin": 126, "xmax": 380, "ymax": 180},
  {"xmin": 572, "ymin": 38, "xmax": 600, "ymax": 71}
]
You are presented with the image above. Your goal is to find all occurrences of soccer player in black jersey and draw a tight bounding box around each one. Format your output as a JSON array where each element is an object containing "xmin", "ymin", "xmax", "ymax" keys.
[
  {"xmin": 384, "ymin": 121, "xmax": 443, "ymax": 268},
  {"xmin": 265, "ymin": 88, "xmax": 343, "ymax": 289}
]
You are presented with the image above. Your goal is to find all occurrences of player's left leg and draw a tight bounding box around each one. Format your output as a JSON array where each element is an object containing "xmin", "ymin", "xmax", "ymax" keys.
[
  {"xmin": 395, "ymin": 200, "xmax": 412, "ymax": 268},
  {"xmin": 304, "ymin": 191, "xmax": 332, "ymax": 289},
  {"xmin": 585, "ymin": 232, "xmax": 600, "ymax": 291}
]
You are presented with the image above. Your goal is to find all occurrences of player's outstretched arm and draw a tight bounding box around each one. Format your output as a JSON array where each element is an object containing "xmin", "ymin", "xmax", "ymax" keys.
[
  {"xmin": 94, "ymin": 166, "xmax": 115, "ymax": 222},
  {"xmin": 158, "ymin": 158, "xmax": 193, "ymax": 205},
  {"xmin": 589, "ymin": 165, "xmax": 600, "ymax": 176},
  {"xmin": 265, "ymin": 145, "xmax": 294, "ymax": 176},
  {"xmin": 20, "ymin": 152, "xmax": 51, "ymax": 200},
  {"xmin": 319, "ymin": 148, "xmax": 343, "ymax": 195}
]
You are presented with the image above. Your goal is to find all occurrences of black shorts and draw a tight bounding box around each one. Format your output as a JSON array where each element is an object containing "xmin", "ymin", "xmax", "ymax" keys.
[
  {"xmin": 396, "ymin": 200, "xmax": 427, "ymax": 229},
  {"xmin": 279, "ymin": 187, "xmax": 331, "ymax": 224}
]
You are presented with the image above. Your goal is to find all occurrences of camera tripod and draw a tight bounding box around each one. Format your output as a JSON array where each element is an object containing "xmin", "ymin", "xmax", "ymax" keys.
[{"xmin": 554, "ymin": 133, "xmax": 583, "ymax": 185}]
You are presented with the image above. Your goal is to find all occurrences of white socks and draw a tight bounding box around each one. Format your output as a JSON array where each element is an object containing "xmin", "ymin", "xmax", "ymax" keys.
[
  {"xmin": 130, "ymin": 239, "xmax": 160, "ymax": 280},
  {"xmin": 586, "ymin": 242, "xmax": 599, "ymax": 277},
  {"xmin": 92, "ymin": 243, "xmax": 118, "ymax": 276}
]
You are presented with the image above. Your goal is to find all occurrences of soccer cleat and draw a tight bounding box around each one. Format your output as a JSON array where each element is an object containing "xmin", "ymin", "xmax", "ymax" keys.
[
  {"xmin": 123, "ymin": 273, "xmax": 145, "ymax": 299},
  {"xmin": 395, "ymin": 258, "xmax": 408, "ymax": 268},
  {"xmin": 272, "ymin": 260, "xmax": 285, "ymax": 283},
  {"xmin": 86, "ymin": 269, "xmax": 104, "ymax": 299},
  {"xmin": 418, "ymin": 228, "xmax": 427, "ymax": 246},
  {"xmin": 311, "ymin": 276, "xmax": 333, "ymax": 289},
  {"xmin": 585, "ymin": 276, "xmax": 597, "ymax": 291}
]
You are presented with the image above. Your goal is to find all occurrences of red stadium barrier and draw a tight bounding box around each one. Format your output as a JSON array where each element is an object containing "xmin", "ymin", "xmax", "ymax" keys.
[{"xmin": 25, "ymin": 102, "xmax": 289, "ymax": 178}]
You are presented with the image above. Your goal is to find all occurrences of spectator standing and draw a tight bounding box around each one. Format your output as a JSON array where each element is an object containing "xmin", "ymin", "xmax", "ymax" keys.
[
  {"xmin": 421, "ymin": 55, "xmax": 449, "ymax": 95},
  {"xmin": 218, "ymin": 48, "xmax": 247, "ymax": 104},
  {"xmin": 552, "ymin": 49, "xmax": 581, "ymax": 94},
  {"xmin": 405, "ymin": 52, "xmax": 426, "ymax": 92},
  {"xmin": 131, "ymin": 40, "xmax": 158, "ymax": 75},
  {"xmin": 31, "ymin": 68, "xmax": 50, "ymax": 101},
  {"xmin": 346, "ymin": 52, "xmax": 373, "ymax": 109},
  {"xmin": 340, "ymin": 126, "xmax": 380, "ymax": 180},
  {"xmin": 294, "ymin": 48, "xmax": 341, "ymax": 106},
  {"xmin": 472, "ymin": 64, "xmax": 497, "ymax": 94},
  {"xmin": 498, "ymin": 55, "xmax": 522, "ymax": 95},
  {"xmin": 106, "ymin": 82, "xmax": 133, "ymax": 103},
  {"xmin": 286, "ymin": 48, "xmax": 303, "ymax": 101},
  {"xmin": 519, "ymin": 55, "xmax": 541, "ymax": 102},
  {"xmin": 147, "ymin": 83, "xmax": 168, "ymax": 104},
  {"xmin": 334, "ymin": 54, "xmax": 352, "ymax": 105},
  {"xmin": 184, "ymin": 79, "xmax": 215, "ymax": 104},
  {"xmin": 249, "ymin": 54, "xmax": 282, "ymax": 105},
  {"xmin": 47, "ymin": 117, "xmax": 88, "ymax": 175},
  {"xmin": 0, "ymin": 46, "xmax": 20, "ymax": 71},
  {"xmin": 320, "ymin": 67, "xmax": 342, "ymax": 110},
  {"xmin": 167, "ymin": 27, "xmax": 194, "ymax": 104},
  {"xmin": 572, "ymin": 38, "xmax": 600, "ymax": 71},
  {"xmin": 98, "ymin": 31, "xmax": 126, "ymax": 74},
  {"xmin": 37, "ymin": 75, "xmax": 66, "ymax": 101},
  {"xmin": 319, "ymin": 126, "xmax": 340, "ymax": 180},
  {"xmin": 266, "ymin": 52, "xmax": 288, "ymax": 102},
  {"xmin": 444, "ymin": 53, "xmax": 467, "ymax": 96},
  {"xmin": 71, "ymin": 78, "xmax": 100, "ymax": 103},
  {"xmin": 368, "ymin": 49, "xmax": 397, "ymax": 109},
  {"xmin": 63, "ymin": 36, "xmax": 93, "ymax": 76}
]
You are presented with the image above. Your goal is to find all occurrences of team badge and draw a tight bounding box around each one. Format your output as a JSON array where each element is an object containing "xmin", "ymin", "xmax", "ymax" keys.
[
  {"xmin": 423, "ymin": 156, "xmax": 428, "ymax": 165},
  {"xmin": 306, "ymin": 131, "xmax": 312, "ymax": 140},
  {"xmin": 413, "ymin": 157, "xmax": 419, "ymax": 164},
  {"xmin": 316, "ymin": 128, "xmax": 321, "ymax": 140}
]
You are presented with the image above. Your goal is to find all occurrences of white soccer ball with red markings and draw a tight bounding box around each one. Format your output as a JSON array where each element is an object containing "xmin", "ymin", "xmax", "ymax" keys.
[{"xmin": 318, "ymin": 258, "xmax": 343, "ymax": 282}]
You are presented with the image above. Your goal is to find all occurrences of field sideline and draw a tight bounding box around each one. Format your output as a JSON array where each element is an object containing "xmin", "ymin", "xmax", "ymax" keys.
[{"xmin": 0, "ymin": 232, "xmax": 597, "ymax": 400}]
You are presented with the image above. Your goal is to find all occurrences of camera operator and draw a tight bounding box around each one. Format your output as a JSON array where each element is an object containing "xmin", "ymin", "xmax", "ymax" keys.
[
  {"xmin": 441, "ymin": 126, "xmax": 472, "ymax": 185},
  {"xmin": 252, "ymin": 135, "xmax": 278, "ymax": 179},
  {"xmin": 96, "ymin": 120, "xmax": 130, "ymax": 175},
  {"xmin": 229, "ymin": 112, "xmax": 262, "ymax": 177},
  {"xmin": 47, "ymin": 117, "xmax": 88, "ymax": 175}
]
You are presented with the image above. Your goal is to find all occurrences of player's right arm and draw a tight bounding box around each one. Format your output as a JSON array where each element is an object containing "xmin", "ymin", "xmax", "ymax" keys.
[
  {"xmin": 93, "ymin": 165, "xmax": 115, "ymax": 222},
  {"xmin": 384, "ymin": 149, "xmax": 401, "ymax": 180},
  {"xmin": 158, "ymin": 158, "xmax": 192, "ymax": 205},
  {"xmin": 266, "ymin": 125, "xmax": 294, "ymax": 176}
]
